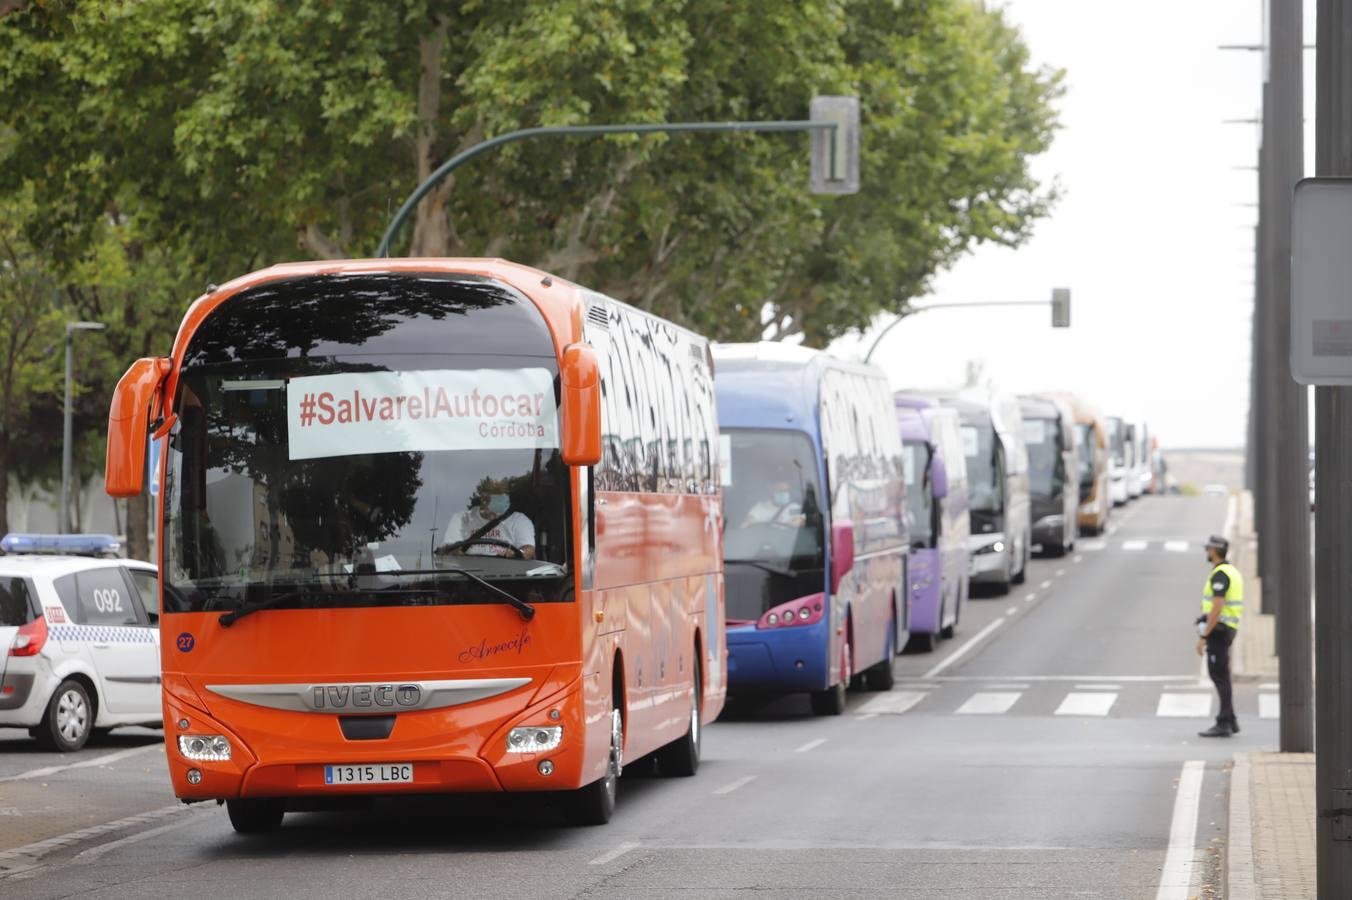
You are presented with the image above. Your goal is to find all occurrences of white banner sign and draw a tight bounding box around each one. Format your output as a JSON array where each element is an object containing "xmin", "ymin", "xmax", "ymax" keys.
[{"xmin": 286, "ymin": 369, "xmax": 557, "ymax": 461}]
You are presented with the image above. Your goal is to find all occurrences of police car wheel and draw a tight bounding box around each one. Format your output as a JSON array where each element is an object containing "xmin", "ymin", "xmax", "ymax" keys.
[{"xmin": 38, "ymin": 680, "xmax": 93, "ymax": 752}]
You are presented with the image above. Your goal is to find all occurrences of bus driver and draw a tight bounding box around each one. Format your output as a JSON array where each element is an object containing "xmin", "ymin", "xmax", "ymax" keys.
[{"xmin": 437, "ymin": 477, "xmax": 535, "ymax": 559}]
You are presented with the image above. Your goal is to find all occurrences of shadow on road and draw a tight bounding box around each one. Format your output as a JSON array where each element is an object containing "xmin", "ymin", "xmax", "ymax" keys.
[{"xmin": 0, "ymin": 726, "xmax": 163, "ymax": 756}]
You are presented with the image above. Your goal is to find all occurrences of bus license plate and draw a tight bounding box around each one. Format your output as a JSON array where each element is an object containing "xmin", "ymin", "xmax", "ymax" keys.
[{"xmin": 324, "ymin": 763, "xmax": 413, "ymax": 785}]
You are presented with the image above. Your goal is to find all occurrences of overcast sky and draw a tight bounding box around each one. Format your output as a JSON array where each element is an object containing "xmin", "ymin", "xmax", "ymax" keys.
[{"xmin": 830, "ymin": 0, "xmax": 1316, "ymax": 450}]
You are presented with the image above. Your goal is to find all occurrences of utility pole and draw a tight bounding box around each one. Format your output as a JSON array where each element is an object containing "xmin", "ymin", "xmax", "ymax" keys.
[
  {"xmin": 1269, "ymin": 0, "xmax": 1312, "ymax": 751},
  {"xmin": 1314, "ymin": 1, "xmax": 1352, "ymax": 889}
]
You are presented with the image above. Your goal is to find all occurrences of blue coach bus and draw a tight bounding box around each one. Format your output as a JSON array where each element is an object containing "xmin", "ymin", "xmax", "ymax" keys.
[{"xmin": 713, "ymin": 343, "xmax": 909, "ymax": 716}]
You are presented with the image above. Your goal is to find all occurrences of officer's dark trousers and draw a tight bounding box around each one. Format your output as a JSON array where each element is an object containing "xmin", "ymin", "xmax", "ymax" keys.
[{"xmin": 1206, "ymin": 625, "xmax": 1237, "ymax": 725}]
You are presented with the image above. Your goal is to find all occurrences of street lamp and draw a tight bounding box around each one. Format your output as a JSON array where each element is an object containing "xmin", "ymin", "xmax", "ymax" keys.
[
  {"xmin": 862, "ymin": 288, "xmax": 1071, "ymax": 364},
  {"xmin": 61, "ymin": 321, "xmax": 105, "ymax": 534}
]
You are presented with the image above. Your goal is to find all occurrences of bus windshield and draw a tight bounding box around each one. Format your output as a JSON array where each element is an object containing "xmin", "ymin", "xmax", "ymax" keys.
[
  {"xmin": 162, "ymin": 274, "xmax": 572, "ymax": 615},
  {"xmin": 1074, "ymin": 423, "xmax": 1095, "ymax": 488},
  {"xmin": 719, "ymin": 428, "xmax": 825, "ymax": 620},
  {"xmin": 1107, "ymin": 417, "xmax": 1125, "ymax": 466},
  {"xmin": 903, "ymin": 440, "xmax": 934, "ymax": 549},
  {"xmin": 1023, "ymin": 417, "xmax": 1060, "ymax": 499}
]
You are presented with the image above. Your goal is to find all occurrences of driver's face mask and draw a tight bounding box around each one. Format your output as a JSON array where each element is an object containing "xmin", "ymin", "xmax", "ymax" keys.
[
  {"xmin": 488, "ymin": 493, "xmax": 511, "ymax": 515},
  {"xmin": 773, "ymin": 490, "xmax": 792, "ymax": 506}
]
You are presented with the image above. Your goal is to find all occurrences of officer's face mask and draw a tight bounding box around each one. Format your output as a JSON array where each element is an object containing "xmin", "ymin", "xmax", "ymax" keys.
[{"xmin": 487, "ymin": 493, "xmax": 510, "ymax": 516}]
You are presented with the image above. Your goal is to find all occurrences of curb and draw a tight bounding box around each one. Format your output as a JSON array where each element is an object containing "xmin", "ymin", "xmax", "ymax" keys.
[{"xmin": 1227, "ymin": 752, "xmax": 1257, "ymax": 900}]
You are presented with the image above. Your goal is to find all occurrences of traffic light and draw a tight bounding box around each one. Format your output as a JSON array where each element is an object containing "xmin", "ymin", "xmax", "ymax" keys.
[
  {"xmin": 1051, "ymin": 288, "xmax": 1071, "ymax": 328},
  {"xmin": 809, "ymin": 96, "xmax": 860, "ymax": 195}
]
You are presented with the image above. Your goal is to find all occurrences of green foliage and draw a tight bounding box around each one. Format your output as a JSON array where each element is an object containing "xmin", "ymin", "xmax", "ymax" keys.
[{"xmin": 0, "ymin": 0, "xmax": 1062, "ymax": 349}]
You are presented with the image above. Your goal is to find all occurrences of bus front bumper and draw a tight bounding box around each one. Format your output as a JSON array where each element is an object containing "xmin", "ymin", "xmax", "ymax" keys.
[
  {"xmin": 162, "ymin": 671, "xmax": 598, "ymax": 801},
  {"xmin": 725, "ymin": 622, "xmax": 830, "ymax": 693}
]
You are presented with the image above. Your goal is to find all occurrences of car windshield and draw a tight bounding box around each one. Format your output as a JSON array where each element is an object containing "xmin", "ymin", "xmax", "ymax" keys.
[
  {"xmin": 162, "ymin": 274, "xmax": 572, "ymax": 614},
  {"xmin": 719, "ymin": 428, "xmax": 825, "ymax": 619},
  {"xmin": 1024, "ymin": 417, "xmax": 1060, "ymax": 499},
  {"xmin": 904, "ymin": 440, "xmax": 934, "ymax": 548}
]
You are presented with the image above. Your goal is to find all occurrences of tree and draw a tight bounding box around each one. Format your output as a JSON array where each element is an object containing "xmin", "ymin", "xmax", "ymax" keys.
[
  {"xmin": 0, "ymin": 192, "xmax": 64, "ymax": 537},
  {"xmin": 1, "ymin": 0, "xmax": 1062, "ymax": 345}
]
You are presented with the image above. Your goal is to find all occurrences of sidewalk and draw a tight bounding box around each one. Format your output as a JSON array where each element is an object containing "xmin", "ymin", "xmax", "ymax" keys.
[{"xmin": 1224, "ymin": 490, "xmax": 1315, "ymax": 899}]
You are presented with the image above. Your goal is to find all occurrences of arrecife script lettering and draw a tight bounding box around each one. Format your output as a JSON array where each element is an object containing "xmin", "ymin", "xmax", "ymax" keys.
[{"xmin": 459, "ymin": 629, "xmax": 533, "ymax": 664}]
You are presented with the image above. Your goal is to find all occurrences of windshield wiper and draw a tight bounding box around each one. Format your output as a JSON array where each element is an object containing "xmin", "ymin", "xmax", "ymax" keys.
[
  {"xmin": 380, "ymin": 568, "xmax": 536, "ymax": 621},
  {"xmin": 218, "ymin": 589, "xmax": 328, "ymax": 628},
  {"xmin": 725, "ymin": 559, "xmax": 798, "ymax": 578}
]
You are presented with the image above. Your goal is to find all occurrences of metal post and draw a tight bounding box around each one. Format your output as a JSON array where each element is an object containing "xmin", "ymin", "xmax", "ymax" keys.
[
  {"xmin": 60, "ymin": 330, "xmax": 72, "ymax": 535},
  {"xmin": 1315, "ymin": 0, "xmax": 1352, "ymax": 891},
  {"xmin": 861, "ymin": 299, "xmax": 1060, "ymax": 363},
  {"xmin": 1270, "ymin": 0, "xmax": 1313, "ymax": 752},
  {"xmin": 375, "ymin": 119, "xmax": 842, "ymax": 258}
]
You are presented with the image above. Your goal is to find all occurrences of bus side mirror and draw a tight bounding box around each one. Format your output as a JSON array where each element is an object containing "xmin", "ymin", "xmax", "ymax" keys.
[
  {"xmin": 929, "ymin": 456, "xmax": 949, "ymax": 500},
  {"xmin": 560, "ymin": 343, "xmax": 602, "ymax": 467},
  {"xmin": 831, "ymin": 519, "xmax": 855, "ymax": 594},
  {"xmin": 105, "ymin": 357, "xmax": 170, "ymax": 498}
]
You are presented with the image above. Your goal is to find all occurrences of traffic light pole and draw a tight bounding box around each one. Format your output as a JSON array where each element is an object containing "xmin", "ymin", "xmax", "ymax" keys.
[
  {"xmin": 375, "ymin": 118, "xmax": 845, "ymax": 258},
  {"xmin": 862, "ymin": 294, "xmax": 1069, "ymax": 364},
  {"xmin": 1314, "ymin": 0, "xmax": 1352, "ymax": 891}
]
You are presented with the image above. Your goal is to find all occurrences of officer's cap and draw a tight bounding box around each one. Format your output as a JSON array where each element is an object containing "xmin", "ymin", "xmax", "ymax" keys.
[{"xmin": 1205, "ymin": 534, "xmax": 1229, "ymax": 556}]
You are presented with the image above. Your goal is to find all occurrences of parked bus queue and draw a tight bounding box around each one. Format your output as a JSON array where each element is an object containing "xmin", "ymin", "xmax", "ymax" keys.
[{"xmin": 85, "ymin": 257, "xmax": 1163, "ymax": 834}]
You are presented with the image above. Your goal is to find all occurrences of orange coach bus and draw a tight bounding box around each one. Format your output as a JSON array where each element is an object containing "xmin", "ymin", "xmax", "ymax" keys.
[{"xmin": 104, "ymin": 259, "xmax": 726, "ymax": 832}]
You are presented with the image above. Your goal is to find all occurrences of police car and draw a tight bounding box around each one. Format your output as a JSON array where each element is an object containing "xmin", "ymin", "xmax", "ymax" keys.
[{"xmin": 0, "ymin": 534, "xmax": 161, "ymax": 751}]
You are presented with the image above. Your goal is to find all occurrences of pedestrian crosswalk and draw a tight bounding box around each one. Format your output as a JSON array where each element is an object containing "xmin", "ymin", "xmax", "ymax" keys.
[
  {"xmin": 1078, "ymin": 539, "xmax": 1196, "ymax": 553},
  {"xmin": 855, "ymin": 683, "xmax": 1280, "ymax": 721}
]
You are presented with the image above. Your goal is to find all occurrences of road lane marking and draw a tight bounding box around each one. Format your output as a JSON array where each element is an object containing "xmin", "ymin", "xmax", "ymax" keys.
[
  {"xmin": 980, "ymin": 683, "xmax": 1029, "ymax": 690},
  {"xmin": 1023, "ymin": 593, "xmax": 1037, "ymax": 603},
  {"xmin": 0, "ymin": 744, "xmax": 161, "ymax": 784},
  {"xmin": 1155, "ymin": 760, "xmax": 1205, "ymax": 900},
  {"xmin": 0, "ymin": 803, "xmax": 185, "ymax": 878},
  {"xmin": 713, "ymin": 775, "xmax": 757, "ymax": 796},
  {"xmin": 794, "ymin": 738, "xmax": 827, "ymax": 754},
  {"xmin": 1107, "ymin": 525, "xmax": 1119, "ymax": 536},
  {"xmin": 1005, "ymin": 606, "xmax": 1017, "ymax": 616},
  {"xmin": 939, "ymin": 674, "xmax": 1187, "ymax": 682},
  {"xmin": 1055, "ymin": 568, "xmax": 1066, "ymax": 577},
  {"xmin": 1039, "ymin": 580, "xmax": 1052, "ymax": 590},
  {"xmin": 1156, "ymin": 693, "xmax": 1213, "ymax": 718},
  {"xmin": 74, "ymin": 809, "xmax": 210, "ymax": 864},
  {"xmin": 589, "ymin": 842, "xmax": 640, "ymax": 866},
  {"xmin": 1259, "ymin": 693, "xmax": 1280, "ymax": 719},
  {"xmin": 1075, "ymin": 683, "xmax": 1121, "ymax": 690},
  {"xmin": 1080, "ymin": 539, "xmax": 1107, "ymax": 551},
  {"xmin": 1055, "ymin": 692, "xmax": 1117, "ymax": 716},
  {"xmin": 857, "ymin": 713, "xmax": 878, "ymax": 720},
  {"xmin": 922, "ymin": 617, "xmax": 1004, "ymax": 679},
  {"xmin": 955, "ymin": 692, "xmax": 1021, "ymax": 715},
  {"xmin": 1164, "ymin": 541, "xmax": 1189, "ymax": 553},
  {"xmin": 1122, "ymin": 540, "xmax": 1147, "ymax": 551},
  {"xmin": 857, "ymin": 691, "xmax": 927, "ymax": 715},
  {"xmin": 1073, "ymin": 554, "xmax": 1083, "ymax": 563}
]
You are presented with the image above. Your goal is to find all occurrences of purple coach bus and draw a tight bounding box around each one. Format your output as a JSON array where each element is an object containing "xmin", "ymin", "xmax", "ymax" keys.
[{"xmin": 895, "ymin": 395, "xmax": 971, "ymax": 652}]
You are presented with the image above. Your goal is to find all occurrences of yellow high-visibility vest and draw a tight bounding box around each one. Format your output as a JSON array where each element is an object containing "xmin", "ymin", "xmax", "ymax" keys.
[{"xmin": 1202, "ymin": 562, "xmax": 1244, "ymax": 630}]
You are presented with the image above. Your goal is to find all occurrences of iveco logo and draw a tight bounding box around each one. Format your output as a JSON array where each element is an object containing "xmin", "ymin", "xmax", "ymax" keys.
[{"xmin": 310, "ymin": 683, "xmax": 422, "ymax": 710}]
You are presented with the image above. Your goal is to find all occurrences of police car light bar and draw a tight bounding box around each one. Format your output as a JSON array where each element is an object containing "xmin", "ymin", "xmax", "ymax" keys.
[{"xmin": 0, "ymin": 533, "xmax": 122, "ymax": 557}]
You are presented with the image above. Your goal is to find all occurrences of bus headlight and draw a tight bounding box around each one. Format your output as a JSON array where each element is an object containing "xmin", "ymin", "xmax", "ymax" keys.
[
  {"xmin": 178, "ymin": 734, "xmax": 232, "ymax": 761},
  {"xmin": 506, "ymin": 726, "xmax": 562, "ymax": 753}
]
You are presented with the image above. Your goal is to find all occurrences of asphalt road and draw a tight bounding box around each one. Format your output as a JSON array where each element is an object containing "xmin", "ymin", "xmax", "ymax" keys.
[{"xmin": 0, "ymin": 494, "xmax": 1271, "ymax": 899}]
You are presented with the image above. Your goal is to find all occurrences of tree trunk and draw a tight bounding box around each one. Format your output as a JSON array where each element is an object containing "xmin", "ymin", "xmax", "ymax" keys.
[{"xmin": 0, "ymin": 428, "xmax": 9, "ymax": 537}]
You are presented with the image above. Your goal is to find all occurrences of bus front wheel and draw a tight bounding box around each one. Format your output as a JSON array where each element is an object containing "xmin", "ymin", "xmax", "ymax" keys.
[
  {"xmin": 566, "ymin": 705, "xmax": 622, "ymax": 825},
  {"xmin": 226, "ymin": 798, "xmax": 284, "ymax": 834},
  {"xmin": 810, "ymin": 632, "xmax": 851, "ymax": 716}
]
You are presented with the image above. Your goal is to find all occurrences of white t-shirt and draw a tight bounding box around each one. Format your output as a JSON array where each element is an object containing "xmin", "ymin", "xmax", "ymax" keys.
[{"xmin": 442, "ymin": 510, "xmax": 536, "ymax": 556}]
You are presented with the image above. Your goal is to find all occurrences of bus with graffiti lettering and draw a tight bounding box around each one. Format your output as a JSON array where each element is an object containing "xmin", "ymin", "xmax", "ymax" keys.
[{"xmin": 104, "ymin": 259, "xmax": 726, "ymax": 832}]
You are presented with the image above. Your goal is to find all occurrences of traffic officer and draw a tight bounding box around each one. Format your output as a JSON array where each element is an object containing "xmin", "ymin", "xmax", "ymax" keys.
[{"xmin": 1196, "ymin": 534, "xmax": 1244, "ymax": 737}]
